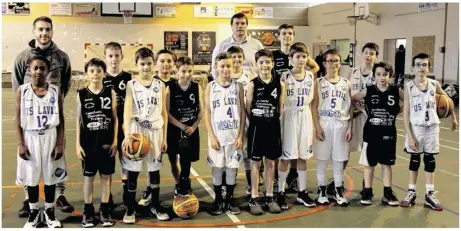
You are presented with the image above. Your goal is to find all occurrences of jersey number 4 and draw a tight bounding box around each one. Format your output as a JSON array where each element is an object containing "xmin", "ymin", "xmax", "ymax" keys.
[
  {"xmin": 271, "ymin": 89, "xmax": 278, "ymax": 99},
  {"xmin": 227, "ymin": 107, "xmax": 233, "ymax": 118}
]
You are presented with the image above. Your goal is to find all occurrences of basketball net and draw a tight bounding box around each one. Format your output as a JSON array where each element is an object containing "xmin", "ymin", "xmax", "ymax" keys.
[{"xmin": 121, "ymin": 10, "xmax": 134, "ymax": 24}]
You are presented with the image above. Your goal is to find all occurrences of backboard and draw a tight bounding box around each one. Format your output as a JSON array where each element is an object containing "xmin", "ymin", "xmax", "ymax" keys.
[{"xmin": 100, "ymin": 3, "xmax": 153, "ymax": 17}]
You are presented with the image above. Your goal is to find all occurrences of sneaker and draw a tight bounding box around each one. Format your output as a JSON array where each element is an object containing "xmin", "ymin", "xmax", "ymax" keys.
[
  {"xmin": 333, "ymin": 187, "xmax": 348, "ymax": 206},
  {"xmin": 43, "ymin": 207, "xmax": 62, "ymax": 228},
  {"xmin": 400, "ymin": 189, "xmax": 417, "ymax": 207},
  {"xmin": 326, "ymin": 179, "xmax": 335, "ymax": 199},
  {"xmin": 266, "ymin": 196, "xmax": 282, "ymax": 214},
  {"xmin": 425, "ymin": 191, "xmax": 443, "ymax": 211},
  {"xmin": 123, "ymin": 207, "xmax": 136, "ymax": 224},
  {"xmin": 245, "ymin": 185, "xmax": 251, "ymax": 196},
  {"xmin": 149, "ymin": 204, "xmax": 170, "ymax": 221},
  {"xmin": 100, "ymin": 207, "xmax": 114, "ymax": 227},
  {"xmin": 82, "ymin": 205, "xmax": 95, "ymax": 228},
  {"xmin": 277, "ymin": 191, "xmax": 289, "ymax": 210},
  {"xmin": 56, "ymin": 195, "xmax": 75, "ymax": 213},
  {"xmin": 296, "ymin": 190, "xmax": 316, "ymax": 207},
  {"xmin": 18, "ymin": 199, "xmax": 30, "ymax": 218},
  {"xmin": 248, "ymin": 198, "xmax": 264, "ymax": 215},
  {"xmin": 360, "ymin": 188, "xmax": 373, "ymax": 205},
  {"xmin": 24, "ymin": 209, "xmax": 41, "ymax": 228},
  {"xmin": 210, "ymin": 199, "xmax": 224, "ymax": 215},
  {"xmin": 138, "ymin": 189, "xmax": 152, "ymax": 206},
  {"xmin": 225, "ymin": 196, "xmax": 240, "ymax": 215},
  {"xmin": 316, "ymin": 186, "xmax": 329, "ymax": 205},
  {"xmin": 382, "ymin": 189, "xmax": 399, "ymax": 206}
]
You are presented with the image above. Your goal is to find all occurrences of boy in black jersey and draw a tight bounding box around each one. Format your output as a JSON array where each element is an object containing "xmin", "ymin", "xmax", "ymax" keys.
[
  {"xmin": 76, "ymin": 58, "xmax": 118, "ymax": 227},
  {"xmin": 103, "ymin": 42, "xmax": 132, "ymax": 211},
  {"xmin": 246, "ymin": 49, "xmax": 286, "ymax": 215},
  {"xmin": 166, "ymin": 57, "xmax": 203, "ymax": 196},
  {"xmin": 352, "ymin": 61, "xmax": 403, "ymax": 206}
]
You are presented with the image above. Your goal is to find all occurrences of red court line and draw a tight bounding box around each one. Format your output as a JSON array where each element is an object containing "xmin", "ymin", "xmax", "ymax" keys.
[{"xmin": 2, "ymin": 187, "xmax": 20, "ymax": 219}]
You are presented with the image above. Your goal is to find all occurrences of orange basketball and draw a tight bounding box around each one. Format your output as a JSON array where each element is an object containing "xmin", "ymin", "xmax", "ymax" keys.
[
  {"xmin": 172, "ymin": 194, "xmax": 199, "ymax": 219},
  {"xmin": 436, "ymin": 94, "xmax": 453, "ymax": 118},
  {"xmin": 121, "ymin": 133, "xmax": 150, "ymax": 161}
]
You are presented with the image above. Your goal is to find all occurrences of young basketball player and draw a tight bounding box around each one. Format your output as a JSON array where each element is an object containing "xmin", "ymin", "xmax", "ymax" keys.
[
  {"xmin": 205, "ymin": 52, "xmax": 245, "ymax": 215},
  {"xmin": 246, "ymin": 49, "xmax": 285, "ymax": 215},
  {"xmin": 102, "ymin": 42, "xmax": 132, "ymax": 212},
  {"xmin": 16, "ymin": 56, "xmax": 66, "ymax": 228},
  {"xmin": 273, "ymin": 24, "xmax": 320, "ymax": 193},
  {"xmin": 121, "ymin": 47, "xmax": 169, "ymax": 223},
  {"xmin": 166, "ymin": 56, "xmax": 203, "ymax": 196},
  {"xmin": 353, "ymin": 61, "xmax": 402, "ymax": 206},
  {"xmin": 312, "ymin": 49, "xmax": 352, "ymax": 206},
  {"xmin": 278, "ymin": 42, "xmax": 316, "ymax": 209},
  {"xmin": 400, "ymin": 53, "xmax": 457, "ymax": 211},
  {"xmin": 76, "ymin": 58, "xmax": 118, "ymax": 227}
]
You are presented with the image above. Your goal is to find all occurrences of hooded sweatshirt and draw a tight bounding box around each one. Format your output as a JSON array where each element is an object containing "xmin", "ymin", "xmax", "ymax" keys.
[{"xmin": 12, "ymin": 39, "xmax": 72, "ymax": 97}]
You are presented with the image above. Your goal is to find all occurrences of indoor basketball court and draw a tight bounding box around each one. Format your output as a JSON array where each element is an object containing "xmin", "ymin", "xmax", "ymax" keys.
[{"xmin": 1, "ymin": 1, "xmax": 459, "ymax": 228}]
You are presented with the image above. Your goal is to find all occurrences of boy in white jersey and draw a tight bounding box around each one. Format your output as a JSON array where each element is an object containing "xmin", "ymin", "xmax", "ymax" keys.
[
  {"xmin": 205, "ymin": 52, "xmax": 245, "ymax": 215},
  {"xmin": 16, "ymin": 56, "xmax": 66, "ymax": 228},
  {"xmin": 400, "ymin": 53, "xmax": 457, "ymax": 211},
  {"xmin": 277, "ymin": 42, "xmax": 316, "ymax": 209},
  {"xmin": 121, "ymin": 47, "xmax": 169, "ymax": 223},
  {"xmin": 312, "ymin": 49, "xmax": 352, "ymax": 206}
]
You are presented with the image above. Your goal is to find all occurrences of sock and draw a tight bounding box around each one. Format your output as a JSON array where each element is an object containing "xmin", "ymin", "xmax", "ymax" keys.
[
  {"xmin": 122, "ymin": 179, "xmax": 128, "ymax": 205},
  {"xmin": 45, "ymin": 202, "xmax": 54, "ymax": 210},
  {"xmin": 151, "ymin": 187, "xmax": 160, "ymax": 207},
  {"xmin": 213, "ymin": 185, "xmax": 222, "ymax": 201},
  {"xmin": 426, "ymin": 184, "xmax": 434, "ymax": 194},
  {"xmin": 29, "ymin": 202, "xmax": 39, "ymax": 210},
  {"xmin": 332, "ymin": 160, "xmax": 344, "ymax": 187},
  {"xmin": 226, "ymin": 184, "xmax": 235, "ymax": 199},
  {"xmin": 409, "ymin": 184, "xmax": 416, "ymax": 190},
  {"xmin": 100, "ymin": 202, "xmax": 108, "ymax": 213},
  {"xmin": 24, "ymin": 186, "xmax": 29, "ymax": 200},
  {"xmin": 316, "ymin": 159, "xmax": 328, "ymax": 186},
  {"xmin": 278, "ymin": 170, "xmax": 288, "ymax": 192},
  {"xmin": 245, "ymin": 170, "xmax": 251, "ymax": 187},
  {"xmin": 56, "ymin": 182, "xmax": 65, "ymax": 197},
  {"xmin": 297, "ymin": 170, "xmax": 307, "ymax": 192},
  {"xmin": 84, "ymin": 203, "xmax": 94, "ymax": 215},
  {"xmin": 384, "ymin": 186, "xmax": 391, "ymax": 193}
]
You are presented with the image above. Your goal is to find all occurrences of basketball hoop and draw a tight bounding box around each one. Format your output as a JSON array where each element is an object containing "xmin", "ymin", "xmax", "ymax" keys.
[
  {"xmin": 121, "ymin": 10, "xmax": 134, "ymax": 24},
  {"xmin": 347, "ymin": 15, "xmax": 362, "ymax": 25}
]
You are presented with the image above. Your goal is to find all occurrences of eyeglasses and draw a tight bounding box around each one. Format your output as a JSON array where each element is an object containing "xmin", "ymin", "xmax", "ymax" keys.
[
  {"xmin": 415, "ymin": 63, "xmax": 429, "ymax": 68},
  {"xmin": 325, "ymin": 60, "xmax": 340, "ymax": 64}
]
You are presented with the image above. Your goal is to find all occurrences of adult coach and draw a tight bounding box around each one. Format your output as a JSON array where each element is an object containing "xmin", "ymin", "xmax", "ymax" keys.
[
  {"xmin": 12, "ymin": 16, "xmax": 74, "ymax": 218},
  {"xmin": 211, "ymin": 13, "xmax": 264, "ymax": 78}
]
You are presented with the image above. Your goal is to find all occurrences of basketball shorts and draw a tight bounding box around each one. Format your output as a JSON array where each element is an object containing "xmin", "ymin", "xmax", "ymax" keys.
[
  {"xmin": 207, "ymin": 143, "xmax": 243, "ymax": 168},
  {"xmin": 121, "ymin": 121, "xmax": 163, "ymax": 172},
  {"xmin": 350, "ymin": 113, "xmax": 366, "ymax": 153},
  {"xmin": 16, "ymin": 129, "xmax": 68, "ymax": 187},
  {"xmin": 404, "ymin": 124, "xmax": 439, "ymax": 155},
  {"xmin": 82, "ymin": 145, "xmax": 116, "ymax": 177},
  {"xmin": 281, "ymin": 109, "xmax": 314, "ymax": 160},
  {"xmin": 359, "ymin": 134, "xmax": 397, "ymax": 167},
  {"xmin": 313, "ymin": 119, "xmax": 350, "ymax": 161},
  {"xmin": 167, "ymin": 124, "xmax": 200, "ymax": 162},
  {"xmin": 247, "ymin": 119, "xmax": 282, "ymax": 161}
]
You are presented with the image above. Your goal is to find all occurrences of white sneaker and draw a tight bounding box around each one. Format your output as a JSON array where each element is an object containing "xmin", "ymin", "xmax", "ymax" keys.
[
  {"xmin": 149, "ymin": 205, "xmax": 170, "ymax": 221},
  {"xmin": 138, "ymin": 190, "xmax": 152, "ymax": 207},
  {"xmin": 316, "ymin": 186, "xmax": 330, "ymax": 205},
  {"xmin": 123, "ymin": 208, "xmax": 136, "ymax": 224},
  {"xmin": 24, "ymin": 209, "xmax": 41, "ymax": 228},
  {"xmin": 333, "ymin": 187, "xmax": 349, "ymax": 206},
  {"xmin": 43, "ymin": 208, "xmax": 62, "ymax": 228}
]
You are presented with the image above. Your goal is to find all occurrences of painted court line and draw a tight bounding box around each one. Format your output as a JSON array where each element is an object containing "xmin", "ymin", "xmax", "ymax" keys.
[{"xmin": 190, "ymin": 167, "xmax": 246, "ymax": 228}]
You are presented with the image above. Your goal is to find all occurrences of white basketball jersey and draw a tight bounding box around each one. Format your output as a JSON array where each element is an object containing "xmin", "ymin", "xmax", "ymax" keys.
[
  {"xmin": 233, "ymin": 71, "xmax": 251, "ymax": 103},
  {"xmin": 130, "ymin": 78, "xmax": 164, "ymax": 129},
  {"xmin": 350, "ymin": 67, "xmax": 375, "ymax": 96},
  {"xmin": 284, "ymin": 70, "xmax": 315, "ymax": 111},
  {"xmin": 406, "ymin": 79, "xmax": 440, "ymax": 126},
  {"xmin": 317, "ymin": 77, "xmax": 351, "ymax": 121},
  {"xmin": 20, "ymin": 83, "xmax": 60, "ymax": 131},
  {"xmin": 209, "ymin": 80, "xmax": 241, "ymax": 146}
]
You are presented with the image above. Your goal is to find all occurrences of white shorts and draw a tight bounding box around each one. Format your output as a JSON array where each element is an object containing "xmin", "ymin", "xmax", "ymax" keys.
[
  {"xmin": 405, "ymin": 124, "xmax": 439, "ymax": 154},
  {"xmin": 281, "ymin": 110, "xmax": 314, "ymax": 160},
  {"xmin": 121, "ymin": 121, "xmax": 163, "ymax": 172},
  {"xmin": 313, "ymin": 120, "xmax": 350, "ymax": 161},
  {"xmin": 350, "ymin": 113, "xmax": 366, "ymax": 153},
  {"xmin": 207, "ymin": 143, "xmax": 243, "ymax": 168},
  {"xmin": 16, "ymin": 129, "xmax": 68, "ymax": 187}
]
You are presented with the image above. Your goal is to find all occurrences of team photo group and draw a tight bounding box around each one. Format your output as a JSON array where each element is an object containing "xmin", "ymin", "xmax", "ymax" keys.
[{"xmin": 12, "ymin": 12, "xmax": 458, "ymax": 228}]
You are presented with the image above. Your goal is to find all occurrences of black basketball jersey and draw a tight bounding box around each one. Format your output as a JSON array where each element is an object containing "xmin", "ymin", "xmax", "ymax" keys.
[
  {"xmin": 273, "ymin": 50, "xmax": 291, "ymax": 81},
  {"xmin": 363, "ymin": 85, "xmax": 400, "ymax": 141},
  {"xmin": 78, "ymin": 87, "xmax": 114, "ymax": 151},
  {"xmin": 250, "ymin": 76, "xmax": 282, "ymax": 123},
  {"xmin": 103, "ymin": 71, "xmax": 132, "ymax": 124},
  {"xmin": 169, "ymin": 81, "xmax": 200, "ymax": 126},
  {"xmin": 155, "ymin": 75, "xmax": 176, "ymax": 89}
]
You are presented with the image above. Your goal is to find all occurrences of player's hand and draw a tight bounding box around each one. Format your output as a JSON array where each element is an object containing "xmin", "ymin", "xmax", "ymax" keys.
[
  {"xmin": 76, "ymin": 145, "xmax": 86, "ymax": 161},
  {"xmin": 345, "ymin": 127, "xmax": 352, "ymax": 142},
  {"xmin": 184, "ymin": 126, "xmax": 196, "ymax": 136},
  {"xmin": 109, "ymin": 142, "xmax": 117, "ymax": 157},
  {"xmin": 122, "ymin": 134, "xmax": 139, "ymax": 154},
  {"xmin": 315, "ymin": 127, "xmax": 325, "ymax": 141},
  {"xmin": 235, "ymin": 136, "xmax": 243, "ymax": 149},
  {"xmin": 53, "ymin": 144, "xmax": 64, "ymax": 160},
  {"xmin": 161, "ymin": 139, "xmax": 168, "ymax": 153},
  {"xmin": 451, "ymin": 119, "xmax": 458, "ymax": 131},
  {"xmin": 210, "ymin": 136, "xmax": 220, "ymax": 151},
  {"xmin": 18, "ymin": 144, "xmax": 30, "ymax": 160},
  {"xmin": 408, "ymin": 136, "xmax": 418, "ymax": 152}
]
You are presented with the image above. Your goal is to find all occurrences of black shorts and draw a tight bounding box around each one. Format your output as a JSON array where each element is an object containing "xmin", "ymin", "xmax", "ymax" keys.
[
  {"xmin": 361, "ymin": 135, "xmax": 396, "ymax": 167},
  {"xmin": 247, "ymin": 120, "xmax": 282, "ymax": 161},
  {"xmin": 167, "ymin": 125, "xmax": 200, "ymax": 162},
  {"xmin": 82, "ymin": 146, "xmax": 116, "ymax": 177}
]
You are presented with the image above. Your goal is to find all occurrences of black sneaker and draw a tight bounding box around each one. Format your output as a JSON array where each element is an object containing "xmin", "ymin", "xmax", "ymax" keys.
[
  {"xmin": 82, "ymin": 205, "xmax": 95, "ymax": 228},
  {"xmin": 100, "ymin": 206, "xmax": 114, "ymax": 227},
  {"xmin": 225, "ymin": 196, "xmax": 240, "ymax": 215},
  {"xmin": 316, "ymin": 186, "xmax": 329, "ymax": 205},
  {"xmin": 56, "ymin": 195, "xmax": 75, "ymax": 213},
  {"xmin": 210, "ymin": 199, "xmax": 224, "ymax": 215},
  {"xmin": 425, "ymin": 191, "xmax": 443, "ymax": 211},
  {"xmin": 43, "ymin": 207, "xmax": 62, "ymax": 228},
  {"xmin": 248, "ymin": 198, "xmax": 264, "ymax": 215},
  {"xmin": 400, "ymin": 189, "xmax": 417, "ymax": 207},
  {"xmin": 18, "ymin": 199, "xmax": 30, "ymax": 218},
  {"xmin": 23, "ymin": 209, "xmax": 41, "ymax": 228},
  {"xmin": 360, "ymin": 188, "xmax": 373, "ymax": 206},
  {"xmin": 277, "ymin": 192, "xmax": 289, "ymax": 210},
  {"xmin": 382, "ymin": 188, "xmax": 399, "ymax": 206},
  {"xmin": 326, "ymin": 178, "xmax": 335, "ymax": 199},
  {"xmin": 138, "ymin": 189, "xmax": 152, "ymax": 207},
  {"xmin": 265, "ymin": 196, "xmax": 282, "ymax": 214},
  {"xmin": 333, "ymin": 187, "xmax": 348, "ymax": 206},
  {"xmin": 296, "ymin": 190, "xmax": 316, "ymax": 207}
]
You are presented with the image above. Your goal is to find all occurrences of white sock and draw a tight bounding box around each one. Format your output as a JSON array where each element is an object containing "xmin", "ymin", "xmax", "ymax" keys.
[
  {"xmin": 316, "ymin": 159, "xmax": 328, "ymax": 186},
  {"xmin": 297, "ymin": 170, "xmax": 307, "ymax": 192},
  {"xmin": 426, "ymin": 184, "xmax": 434, "ymax": 194},
  {"xmin": 24, "ymin": 186, "xmax": 29, "ymax": 200},
  {"xmin": 409, "ymin": 184, "xmax": 416, "ymax": 190},
  {"xmin": 278, "ymin": 170, "xmax": 288, "ymax": 192},
  {"xmin": 29, "ymin": 202, "xmax": 39, "ymax": 210},
  {"xmin": 45, "ymin": 202, "xmax": 54, "ymax": 210},
  {"xmin": 332, "ymin": 160, "xmax": 344, "ymax": 187}
]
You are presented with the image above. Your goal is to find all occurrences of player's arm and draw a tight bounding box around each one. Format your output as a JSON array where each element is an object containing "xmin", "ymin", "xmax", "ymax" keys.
[
  {"xmin": 398, "ymin": 88, "xmax": 404, "ymax": 113},
  {"xmin": 311, "ymin": 79, "xmax": 321, "ymax": 130},
  {"xmin": 161, "ymin": 83, "xmax": 168, "ymax": 145},
  {"xmin": 352, "ymin": 87, "xmax": 367, "ymax": 101},
  {"xmin": 123, "ymin": 81, "xmax": 133, "ymax": 138},
  {"xmin": 166, "ymin": 86, "xmax": 186, "ymax": 130},
  {"xmin": 279, "ymin": 81, "xmax": 286, "ymax": 120},
  {"xmin": 435, "ymin": 81, "xmax": 457, "ymax": 130},
  {"xmin": 306, "ymin": 57, "xmax": 320, "ymax": 74},
  {"xmin": 12, "ymin": 54, "xmax": 25, "ymax": 93},
  {"xmin": 54, "ymin": 91, "xmax": 65, "ymax": 160},
  {"xmin": 204, "ymin": 82, "xmax": 217, "ymax": 139},
  {"xmin": 75, "ymin": 92, "xmax": 85, "ymax": 160},
  {"xmin": 192, "ymin": 85, "xmax": 204, "ymax": 128},
  {"xmin": 15, "ymin": 87, "xmax": 26, "ymax": 149},
  {"xmin": 246, "ymin": 81, "xmax": 255, "ymax": 119},
  {"xmin": 237, "ymin": 83, "xmax": 246, "ymax": 136},
  {"xmin": 60, "ymin": 53, "xmax": 72, "ymax": 97},
  {"xmin": 347, "ymin": 81, "xmax": 353, "ymax": 130},
  {"xmin": 403, "ymin": 85, "xmax": 414, "ymax": 139},
  {"xmin": 111, "ymin": 90, "xmax": 118, "ymax": 152}
]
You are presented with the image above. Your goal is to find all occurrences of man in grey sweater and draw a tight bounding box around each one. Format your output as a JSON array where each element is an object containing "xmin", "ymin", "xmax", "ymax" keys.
[{"xmin": 12, "ymin": 16, "xmax": 74, "ymax": 218}]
